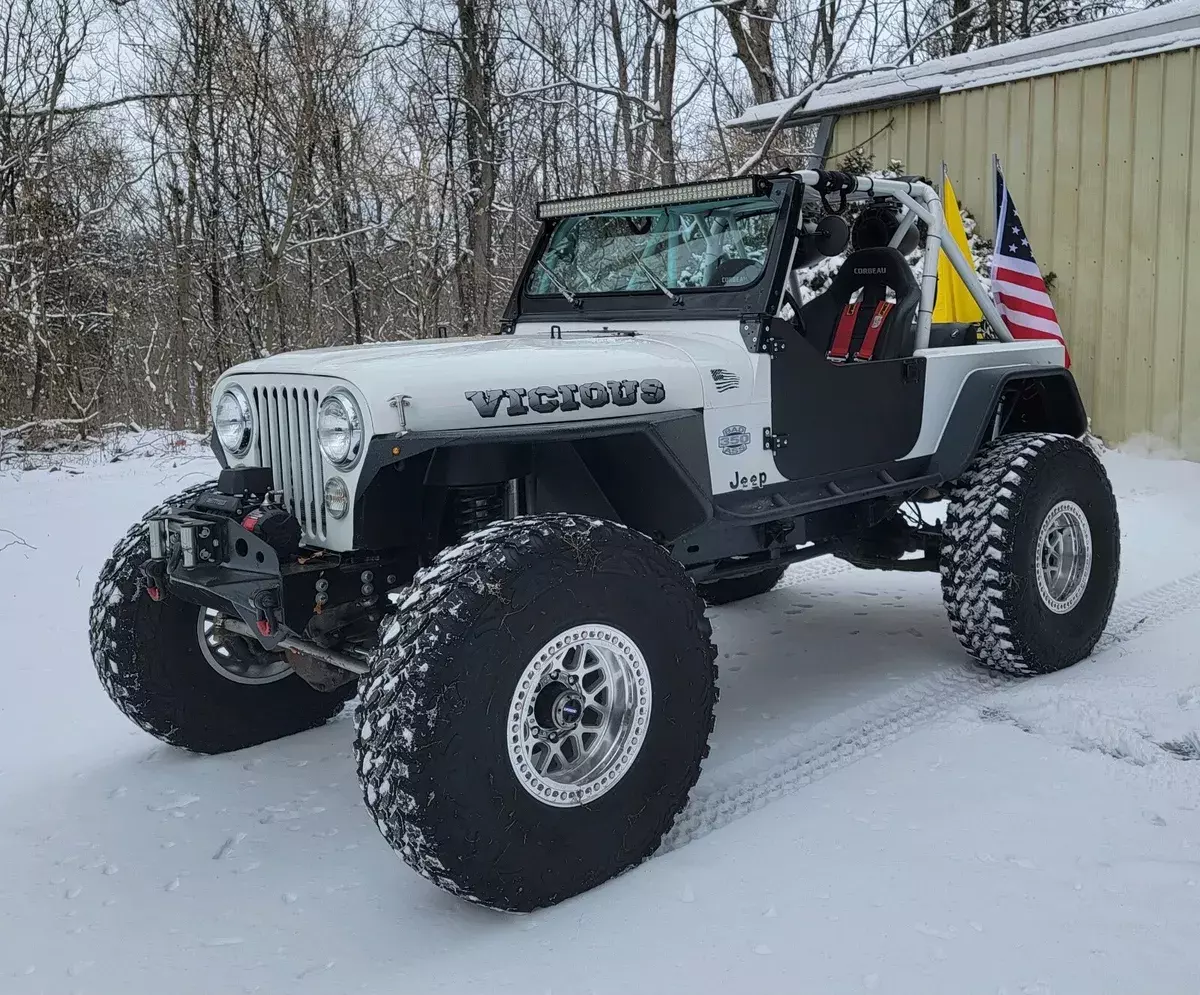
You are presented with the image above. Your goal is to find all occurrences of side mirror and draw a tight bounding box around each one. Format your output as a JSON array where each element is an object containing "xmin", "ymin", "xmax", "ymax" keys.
[{"xmin": 813, "ymin": 215, "xmax": 849, "ymax": 257}]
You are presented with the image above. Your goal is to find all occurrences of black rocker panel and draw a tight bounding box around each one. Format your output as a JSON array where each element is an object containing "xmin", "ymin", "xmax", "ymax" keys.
[{"xmin": 769, "ymin": 323, "xmax": 925, "ymax": 480}]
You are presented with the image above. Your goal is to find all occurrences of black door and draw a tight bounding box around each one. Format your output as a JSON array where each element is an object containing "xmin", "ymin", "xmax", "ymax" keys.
[{"xmin": 768, "ymin": 325, "xmax": 926, "ymax": 481}]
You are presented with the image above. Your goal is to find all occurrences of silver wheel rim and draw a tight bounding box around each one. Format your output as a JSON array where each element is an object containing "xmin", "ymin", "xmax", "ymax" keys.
[
  {"xmin": 1035, "ymin": 500, "xmax": 1093, "ymax": 614},
  {"xmin": 507, "ymin": 623, "xmax": 651, "ymax": 808},
  {"xmin": 197, "ymin": 609, "xmax": 292, "ymax": 685}
]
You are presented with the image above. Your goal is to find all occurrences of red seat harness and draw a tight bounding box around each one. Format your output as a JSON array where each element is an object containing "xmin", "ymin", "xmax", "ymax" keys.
[{"xmin": 827, "ymin": 299, "xmax": 895, "ymax": 362}]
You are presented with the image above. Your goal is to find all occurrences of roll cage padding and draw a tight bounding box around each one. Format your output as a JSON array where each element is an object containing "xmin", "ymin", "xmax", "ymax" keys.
[{"xmin": 798, "ymin": 247, "xmax": 921, "ymax": 361}]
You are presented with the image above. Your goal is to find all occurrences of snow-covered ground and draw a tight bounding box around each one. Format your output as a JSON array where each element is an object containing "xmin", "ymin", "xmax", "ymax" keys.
[{"xmin": 2, "ymin": 438, "xmax": 1199, "ymax": 994}]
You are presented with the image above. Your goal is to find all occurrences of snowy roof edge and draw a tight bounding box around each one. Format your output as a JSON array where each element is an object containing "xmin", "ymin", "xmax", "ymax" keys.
[{"xmin": 727, "ymin": 1, "xmax": 1200, "ymax": 132}]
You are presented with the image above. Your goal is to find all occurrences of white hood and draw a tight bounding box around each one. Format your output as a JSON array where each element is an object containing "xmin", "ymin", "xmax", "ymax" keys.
[{"xmin": 222, "ymin": 333, "xmax": 718, "ymax": 436}]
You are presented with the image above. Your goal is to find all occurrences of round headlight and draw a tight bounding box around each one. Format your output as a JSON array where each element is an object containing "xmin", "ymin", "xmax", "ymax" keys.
[
  {"xmin": 214, "ymin": 386, "xmax": 252, "ymax": 457},
  {"xmin": 317, "ymin": 390, "xmax": 363, "ymax": 468}
]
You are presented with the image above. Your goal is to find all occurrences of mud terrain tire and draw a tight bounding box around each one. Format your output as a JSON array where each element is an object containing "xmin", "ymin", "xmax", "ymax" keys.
[
  {"xmin": 941, "ymin": 433, "xmax": 1120, "ymax": 675},
  {"xmin": 355, "ymin": 514, "xmax": 717, "ymax": 912},
  {"xmin": 89, "ymin": 484, "xmax": 354, "ymax": 754},
  {"xmin": 697, "ymin": 564, "xmax": 787, "ymax": 606}
]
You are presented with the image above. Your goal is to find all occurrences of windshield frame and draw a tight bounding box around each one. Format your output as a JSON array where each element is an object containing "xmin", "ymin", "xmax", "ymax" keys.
[{"xmin": 508, "ymin": 175, "xmax": 800, "ymax": 325}]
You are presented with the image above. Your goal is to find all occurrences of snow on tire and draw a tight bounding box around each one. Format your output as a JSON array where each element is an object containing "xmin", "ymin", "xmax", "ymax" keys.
[
  {"xmin": 89, "ymin": 483, "xmax": 354, "ymax": 754},
  {"xmin": 941, "ymin": 433, "xmax": 1120, "ymax": 675},
  {"xmin": 355, "ymin": 513, "xmax": 718, "ymax": 912}
]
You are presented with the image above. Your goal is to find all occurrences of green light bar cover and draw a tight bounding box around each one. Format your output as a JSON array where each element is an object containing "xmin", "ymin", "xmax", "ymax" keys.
[{"xmin": 537, "ymin": 177, "xmax": 765, "ymax": 220}]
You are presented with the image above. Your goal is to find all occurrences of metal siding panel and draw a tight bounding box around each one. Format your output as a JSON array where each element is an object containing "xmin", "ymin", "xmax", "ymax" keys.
[
  {"xmin": 893, "ymin": 104, "xmax": 910, "ymax": 167},
  {"xmin": 1181, "ymin": 51, "xmax": 1200, "ymax": 459},
  {"xmin": 829, "ymin": 117, "xmax": 851, "ymax": 164},
  {"xmin": 942, "ymin": 92, "xmax": 968, "ymax": 190},
  {"xmin": 908, "ymin": 102, "xmax": 929, "ymax": 174},
  {"xmin": 927, "ymin": 99, "xmax": 944, "ymax": 177},
  {"xmin": 878, "ymin": 109, "xmax": 897, "ymax": 163},
  {"xmin": 1147, "ymin": 48, "xmax": 1195, "ymax": 446},
  {"xmin": 1072, "ymin": 66, "xmax": 1111, "ymax": 418},
  {"xmin": 1126, "ymin": 56, "xmax": 1165, "ymax": 441},
  {"xmin": 1149, "ymin": 51, "xmax": 1193, "ymax": 447},
  {"xmin": 1096, "ymin": 60, "xmax": 1136, "ymax": 444},
  {"xmin": 961, "ymin": 90, "xmax": 992, "ymax": 229},
  {"xmin": 1006, "ymin": 80, "xmax": 1033, "ymax": 195},
  {"xmin": 1028, "ymin": 77, "xmax": 1057, "ymax": 249},
  {"xmin": 1049, "ymin": 72, "xmax": 1085, "ymax": 410}
]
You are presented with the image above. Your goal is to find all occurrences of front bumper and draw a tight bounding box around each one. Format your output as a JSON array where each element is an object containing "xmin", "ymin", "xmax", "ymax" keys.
[{"xmin": 144, "ymin": 507, "xmax": 289, "ymax": 650}]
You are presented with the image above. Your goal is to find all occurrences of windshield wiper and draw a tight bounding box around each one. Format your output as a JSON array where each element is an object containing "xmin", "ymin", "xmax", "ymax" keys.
[
  {"xmin": 630, "ymin": 255, "xmax": 681, "ymax": 305},
  {"xmin": 535, "ymin": 259, "xmax": 581, "ymax": 307}
]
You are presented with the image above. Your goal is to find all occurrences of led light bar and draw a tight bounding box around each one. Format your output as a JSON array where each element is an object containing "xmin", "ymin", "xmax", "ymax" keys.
[{"xmin": 537, "ymin": 177, "xmax": 764, "ymax": 220}]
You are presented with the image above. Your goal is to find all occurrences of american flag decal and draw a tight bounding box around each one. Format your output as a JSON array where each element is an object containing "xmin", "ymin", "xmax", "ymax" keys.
[
  {"xmin": 990, "ymin": 162, "xmax": 1069, "ymax": 366},
  {"xmin": 710, "ymin": 368, "xmax": 739, "ymax": 392}
]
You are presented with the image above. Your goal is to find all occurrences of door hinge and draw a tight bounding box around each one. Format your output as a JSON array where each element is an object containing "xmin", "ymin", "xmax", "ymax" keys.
[
  {"xmin": 760, "ymin": 336, "xmax": 786, "ymax": 355},
  {"xmin": 902, "ymin": 358, "xmax": 920, "ymax": 384},
  {"xmin": 763, "ymin": 428, "xmax": 789, "ymax": 452}
]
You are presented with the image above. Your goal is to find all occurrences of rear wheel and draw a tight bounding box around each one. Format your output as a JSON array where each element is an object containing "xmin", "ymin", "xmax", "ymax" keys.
[
  {"xmin": 90, "ymin": 487, "xmax": 354, "ymax": 754},
  {"xmin": 697, "ymin": 564, "xmax": 787, "ymax": 606},
  {"xmin": 356, "ymin": 514, "xmax": 717, "ymax": 911},
  {"xmin": 940, "ymin": 433, "xmax": 1120, "ymax": 675}
]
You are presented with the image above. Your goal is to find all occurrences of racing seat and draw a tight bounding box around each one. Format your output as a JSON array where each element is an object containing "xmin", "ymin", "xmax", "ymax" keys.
[
  {"xmin": 709, "ymin": 256, "xmax": 760, "ymax": 287},
  {"xmin": 798, "ymin": 247, "xmax": 920, "ymax": 362}
]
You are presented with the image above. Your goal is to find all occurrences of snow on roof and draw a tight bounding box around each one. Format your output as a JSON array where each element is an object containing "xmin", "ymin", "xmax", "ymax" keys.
[{"xmin": 727, "ymin": 1, "xmax": 1200, "ymax": 131}]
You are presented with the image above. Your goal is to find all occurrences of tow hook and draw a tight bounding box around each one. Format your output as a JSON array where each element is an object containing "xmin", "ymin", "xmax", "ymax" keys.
[
  {"xmin": 254, "ymin": 591, "xmax": 280, "ymax": 638},
  {"xmin": 140, "ymin": 559, "xmax": 168, "ymax": 602}
]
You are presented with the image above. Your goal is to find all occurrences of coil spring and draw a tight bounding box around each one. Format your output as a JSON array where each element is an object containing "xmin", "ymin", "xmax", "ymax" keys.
[{"xmin": 450, "ymin": 484, "xmax": 506, "ymax": 539}]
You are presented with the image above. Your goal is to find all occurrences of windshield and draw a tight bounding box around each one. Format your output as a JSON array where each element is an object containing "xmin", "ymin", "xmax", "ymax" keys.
[{"xmin": 526, "ymin": 196, "xmax": 780, "ymax": 298}]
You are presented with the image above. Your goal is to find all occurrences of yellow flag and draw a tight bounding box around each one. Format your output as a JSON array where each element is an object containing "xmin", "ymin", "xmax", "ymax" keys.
[{"xmin": 933, "ymin": 167, "xmax": 983, "ymax": 324}]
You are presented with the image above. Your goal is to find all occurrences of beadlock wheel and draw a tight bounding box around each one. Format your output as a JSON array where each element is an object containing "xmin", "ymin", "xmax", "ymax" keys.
[
  {"xmin": 1035, "ymin": 500, "xmax": 1093, "ymax": 614},
  {"xmin": 941, "ymin": 433, "xmax": 1119, "ymax": 676},
  {"xmin": 354, "ymin": 513, "xmax": 718, "ymax": 911},
  {"xmin": 507, "ymin": 623, "xmax": 651, "ymax": 808}
]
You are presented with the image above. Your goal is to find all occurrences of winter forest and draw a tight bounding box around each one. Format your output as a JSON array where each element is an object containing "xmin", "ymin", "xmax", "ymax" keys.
[{"xmin": 1, "ymin": 0, "xmax": 1147, "ymax": 434}]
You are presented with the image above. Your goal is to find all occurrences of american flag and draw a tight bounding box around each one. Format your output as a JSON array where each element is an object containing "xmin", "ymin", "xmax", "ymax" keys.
[{"xmin": 990, "ymin": 163, "xmax": 1070, "ymax": 367}]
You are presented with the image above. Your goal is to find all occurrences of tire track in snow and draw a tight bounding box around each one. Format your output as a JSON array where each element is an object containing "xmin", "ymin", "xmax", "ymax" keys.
[
  {"xmin": 662, "ymin": 567, "xmax": 1200, "ymax": 854},
  {"xmin": 775, "ymin": 556, "xmax": 852, "ymax": 588}
]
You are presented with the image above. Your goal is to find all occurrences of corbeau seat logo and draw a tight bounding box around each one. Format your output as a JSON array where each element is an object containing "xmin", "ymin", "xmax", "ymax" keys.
[{"xmin": 465, "ymin": 379, "xmax": 666, "ymax": 417}]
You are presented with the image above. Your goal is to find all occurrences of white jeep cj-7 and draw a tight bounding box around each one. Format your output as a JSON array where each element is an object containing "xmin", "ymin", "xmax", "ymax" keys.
[{"xmin": 91, "ymin": 170, "xmax": 1119, "ymax": 911}]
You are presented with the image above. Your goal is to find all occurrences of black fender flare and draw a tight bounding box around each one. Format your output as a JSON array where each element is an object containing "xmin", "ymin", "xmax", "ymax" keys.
[{"xmin": 931, "ymin": 367, "xmax": 1087, "ymax": 481}]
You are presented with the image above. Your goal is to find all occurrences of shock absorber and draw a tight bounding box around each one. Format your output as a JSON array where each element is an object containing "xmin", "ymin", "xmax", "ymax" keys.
[{"xmin": 449, "ymin": 484, "xmax": 506, "ymax": 539}]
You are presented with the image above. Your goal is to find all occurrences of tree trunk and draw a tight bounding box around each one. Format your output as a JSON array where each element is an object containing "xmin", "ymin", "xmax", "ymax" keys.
[
  {"xmin": 720, "ymin": 0, "xmax": 780, "ymax": 106},
  {"xmin": 456, "ymin": 0, "xmax": 498, "ymax": 337}
]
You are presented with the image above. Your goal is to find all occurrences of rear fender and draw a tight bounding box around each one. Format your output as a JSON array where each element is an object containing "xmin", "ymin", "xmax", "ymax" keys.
[{"xmin": 931, "ymin": 368, "xmax": 1087, "ymax": 481}]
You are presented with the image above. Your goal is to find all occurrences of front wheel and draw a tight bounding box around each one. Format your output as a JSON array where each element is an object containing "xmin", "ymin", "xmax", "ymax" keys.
[
  {"xmin": 355, "ymin": 514, "xmax": 717, "ymax": 911},
  {"xmin": 89, "ymin": 486, "xmax": 355, "ymax": 754},
  {"xmin": 940, "ymin": 433, "xmax": 1120, "ymax": 675}
]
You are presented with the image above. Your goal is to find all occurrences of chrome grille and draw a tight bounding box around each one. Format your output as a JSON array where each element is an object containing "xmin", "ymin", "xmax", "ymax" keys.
[{"xmin": 250, "ymin": 385, "xmax": 326, "ymax": 542}]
